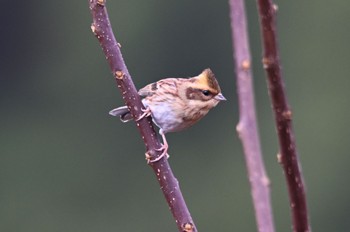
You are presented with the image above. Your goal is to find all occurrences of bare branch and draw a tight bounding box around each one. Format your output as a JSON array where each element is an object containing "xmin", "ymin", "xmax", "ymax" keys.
[
  {"xmin": 229, "ymin": 0, "xmax": 275, "ymax": 231},
  {"xmin": 256, "ymin": 1, "xmax": 311, "ymax": 231},
  {"xmin": 89, "ymin": 1, "xmax": 196, "ymax": 231}
]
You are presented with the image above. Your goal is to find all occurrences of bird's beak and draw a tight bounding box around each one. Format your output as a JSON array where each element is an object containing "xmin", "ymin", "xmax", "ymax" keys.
[{"xmin": 214, "ymin": 93, "xmax": 226, "ymax": 101}]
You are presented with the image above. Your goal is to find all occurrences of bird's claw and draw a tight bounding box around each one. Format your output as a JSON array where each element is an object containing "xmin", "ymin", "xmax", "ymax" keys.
[
  {"xmin": 147, "ymin": 152, "xmax": 169, "ymax": 163},
  {"xmin": 136, "ymin": 107, "xmax": 152, "ymax": 121},
  {"xmin": 145, "ymin": 129, "xmax": 170, "ymax": 163},
  {"xmin": 145, "ymin": 143, "xmax": 170, "ymax": 163},
  {"xmin": 155, "ymin": 143, "xmax": 166, "ymax": 152}
]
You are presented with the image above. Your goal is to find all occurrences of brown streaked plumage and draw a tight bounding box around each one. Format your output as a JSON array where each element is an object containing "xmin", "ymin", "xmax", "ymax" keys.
[{"xmin": 109, "ymin": 68, "xmax": 226, "ymax": 162}]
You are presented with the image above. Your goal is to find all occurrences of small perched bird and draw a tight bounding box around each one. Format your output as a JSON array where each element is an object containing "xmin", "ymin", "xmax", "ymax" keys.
[{"xmin": 109, "ymin": 68, "xmax": 226, "ymax": 162}]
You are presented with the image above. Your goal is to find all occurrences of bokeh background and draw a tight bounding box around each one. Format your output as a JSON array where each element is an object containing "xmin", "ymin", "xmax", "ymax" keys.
[{"xmin": 1, "ymin": 0, "xmax": 349, "ymax": 231}]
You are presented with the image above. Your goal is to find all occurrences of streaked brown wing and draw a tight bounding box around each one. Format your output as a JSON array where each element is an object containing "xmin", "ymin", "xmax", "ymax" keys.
[
  {"xmin": 138, "ymin": 82, "xmax": 158, "ymax": 97},
  {"xmin": 138, "ymin": 78, "xmax": 179, "ymax": 97}
]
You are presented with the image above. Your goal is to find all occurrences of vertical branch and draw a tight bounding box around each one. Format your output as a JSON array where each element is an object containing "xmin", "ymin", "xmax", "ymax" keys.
[
  {"xmin": 89, "ymin": 1, "xmax": 197, "ymax": 231},
  {"xmin": 229, "ymin": 0, "xmax": 275, "ymax": 232},
  {"xmin": 256, "ymin": 0, "xmax": 311, "ymax": 231}
]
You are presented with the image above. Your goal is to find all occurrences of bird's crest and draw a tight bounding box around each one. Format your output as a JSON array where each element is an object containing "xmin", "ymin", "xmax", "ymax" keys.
[{"xmin": 195, "ymin": 68, "xmax": 221, "ymax": 94}]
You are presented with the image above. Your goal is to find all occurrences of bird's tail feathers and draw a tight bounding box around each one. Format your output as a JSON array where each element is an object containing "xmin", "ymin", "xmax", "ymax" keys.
[{"xmin": 109, "ymin": 106, "xmax": 133, "ymax": 122}]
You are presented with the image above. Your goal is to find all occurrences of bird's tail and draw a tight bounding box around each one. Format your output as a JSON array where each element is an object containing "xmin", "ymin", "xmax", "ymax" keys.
[{"xmin": 109, "ymin": 106, "xmax": 133, "ymax": 122}]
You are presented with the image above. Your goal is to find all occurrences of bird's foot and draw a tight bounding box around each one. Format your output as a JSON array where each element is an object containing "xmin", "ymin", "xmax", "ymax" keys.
[
  {"xmin": 136, "ymin": 107, "xmax": 152, "ymax": 121},
  {"xmin": 145, "ymin": 143, "xmax": 170, "ymax": 163}
]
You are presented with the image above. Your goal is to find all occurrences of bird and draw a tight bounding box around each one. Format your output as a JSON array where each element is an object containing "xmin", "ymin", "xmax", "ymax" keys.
[{"xmin": 109, "ymin": 68, "xmax": 226, "ymax": 162}]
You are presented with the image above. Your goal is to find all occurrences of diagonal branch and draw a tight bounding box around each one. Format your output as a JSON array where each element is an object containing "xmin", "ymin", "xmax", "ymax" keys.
[
  {"xmin": 89, "ymin": 1, "xmax": 196, "ymax": 231},
  {"xmin": 229, "ymin": 0, "xmax": 275, "ymax": 232},
  {"xmin": 256, "ymin": 1, "xmax": 311, "ymax": 231}
]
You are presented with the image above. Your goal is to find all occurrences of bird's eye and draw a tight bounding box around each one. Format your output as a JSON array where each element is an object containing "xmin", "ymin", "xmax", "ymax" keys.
[{"xmin": 202, "ymin": 90, "xmax": 211, "ymax": 96}]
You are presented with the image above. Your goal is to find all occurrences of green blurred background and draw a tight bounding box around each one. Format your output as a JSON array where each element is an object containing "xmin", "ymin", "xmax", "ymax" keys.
[{"xmin": 1, "ymin": 0, "xmax": 349, "ymax": 231}]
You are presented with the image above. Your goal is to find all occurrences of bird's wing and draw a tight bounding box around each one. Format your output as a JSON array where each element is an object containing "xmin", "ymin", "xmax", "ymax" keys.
[{"xmin": 138, "ymin": 78, "xmax": 179, "ymax": 97}]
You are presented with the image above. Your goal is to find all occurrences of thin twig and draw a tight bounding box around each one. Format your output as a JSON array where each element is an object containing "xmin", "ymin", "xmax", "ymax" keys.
[
  {"xmin": 229, "ymin": 0, "xmax": 275, "ymax": 232},
  {"xmin": 256, "ymin": 1, "xmax": 311, "ymax": 231},
  {"xmin": 89, "ymin": 1, "xmax": 196, "ymax": 231}
]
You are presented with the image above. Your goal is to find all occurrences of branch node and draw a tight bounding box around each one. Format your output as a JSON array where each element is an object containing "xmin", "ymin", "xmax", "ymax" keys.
[
  {"xmin": 145, "ymin": 151, "xmax": 153, "ymax": 163},
  {"xmin": 236, "ymin": 121, "xmax": 243, "ymax": 134},
  {"xmin": 282, "ymin": 110, "xmax": 293, "ymax": 120},
  {"xmin": 272, "ymin": 4, "xmax": 279, "ymax": 13},
  {"xmin": 182, "ymin": 222, "xmax": 194, "ymax": 232},
  {"xmin": 262, "ymin": 57, "xmax": 273, "ymax": 69},
  {"xmin": 262, "ymin": 175, "xmax": 271, "ymax": 187},
  {"xmin": 97, "ymin": 0, "xmax": 105, "ymax": 6},
  {"xmin": 242, "ymin": 60, "xmax": 251, "ymax": 70},
  {"xmin": 90, "ymin": 24, "xmax": 97, "ymax": 35},
  {"xmin": 277, "ymin": 152, "xmax": 282, "ymax": 164},
  {"xmin": 115, "ymin": 70, "xmax": 125, "ymax": 80}
]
